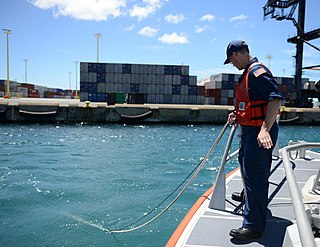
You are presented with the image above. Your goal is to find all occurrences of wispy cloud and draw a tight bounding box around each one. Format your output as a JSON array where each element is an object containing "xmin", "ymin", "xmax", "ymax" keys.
[
  {"xmin": 123, "ymin": 24, "xmax": 135, "ymax": 31},
  {"xmin": 229, "ymin": 14, "xmax": 247, "ymax": 22},
  {"xmin": 164, "ymin": 13, "xmax": 185, "ymax": 24},
  {"xmin": 195, "ymin": 25, "xmax": 208, "ymax": 33},
  {"xmin": 31, "ymin": 0, "xmax": 126, "ymax": 21},
  {"xmin": 129, "ymin": 0, "xmax": 167, "ymax": 21},
  {"xmin": 200, "ymin": 14, "xmax": 215, "ymax": 22},
  {"xmin": 138, "ymin": 26, "xmax": 158, "ymax": 37},
  {"xmin": 158, "ymin": 32, "xmax": 189, "ymax": 45}
]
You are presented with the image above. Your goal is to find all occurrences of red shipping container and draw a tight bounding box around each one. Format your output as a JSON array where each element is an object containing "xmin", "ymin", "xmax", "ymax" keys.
[
  {"xmin": 196, "ymin": 86, "xmax": 205, "ymax": 95},
  {"xmin": 20, "ymin": 83, "xmax": 35, "ymax": 90}
]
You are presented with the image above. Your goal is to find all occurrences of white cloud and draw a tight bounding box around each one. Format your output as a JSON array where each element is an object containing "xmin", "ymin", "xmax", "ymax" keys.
[
  {"xmin": 138, "ymin": 26, "xmax": 158, "ymax": 37},
  {"xmin": 31, "ymin": 0, "xmax": 126, "ymax": 21},
  {"xmin": 229, "ymin": 14, "xmax": 247, "ymax": 22},
  {"xmin": 200, "ymin": 14, "xmax": 215, "ymax": 22},
  {"xmin": 164, "ymin": 13, "xmax": 185, "ymax": 24},
  {"xmin": 123, "ymin": 24, "xmax": 135, "ymax": 31},
  {"xmin": 158, "ymin": 32, "xmax": 189, "ymax": 45},
  {"xmin": 129, "ymin": 0, "xmax": 167, "ymax": 21},
  {"xmin": 195, "ymin": 25, "xmax": 208, "ymax": 33}
]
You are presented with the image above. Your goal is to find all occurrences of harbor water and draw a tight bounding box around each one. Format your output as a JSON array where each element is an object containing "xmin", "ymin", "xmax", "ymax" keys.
[{"xmin": 1, "ymin": 123, "xmax": 320, "ymax": 247}]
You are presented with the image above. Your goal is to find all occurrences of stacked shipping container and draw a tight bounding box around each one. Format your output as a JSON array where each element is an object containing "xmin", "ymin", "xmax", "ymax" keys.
[
  {"xmin": 203, "ymin": 74, "xmax": 309, "ymax": 106},
  {"xmin": 204, "ymin": 73, "xmax": 239, "ymax": 105},
  {"xmin": 0, "ymin": 80, "xmax": 77, "ymax": 98},
  {"xmin": 80, "ymin": 62, "xmax": 204, "ymax": 104}
]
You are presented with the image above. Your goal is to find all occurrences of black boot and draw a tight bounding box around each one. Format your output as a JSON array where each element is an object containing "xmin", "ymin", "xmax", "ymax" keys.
[
  {"xmin": 231, "ymin": 190, "xmax": 245, "ymax": 202},
  {"xmin": 229, "ymin": 227, "xmax": 262, "ymax": 240}
]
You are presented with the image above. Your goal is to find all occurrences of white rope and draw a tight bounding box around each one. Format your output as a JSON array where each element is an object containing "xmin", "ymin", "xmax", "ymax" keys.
[{"xmin": 108, "ymin": 122, "xmax": 230, "ymax": 233}]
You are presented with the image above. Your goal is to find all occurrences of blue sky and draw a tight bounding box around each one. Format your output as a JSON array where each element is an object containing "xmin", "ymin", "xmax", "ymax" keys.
[{"xmin": 1, "ymin": 0, "xmax": 319, "ymax": 89}]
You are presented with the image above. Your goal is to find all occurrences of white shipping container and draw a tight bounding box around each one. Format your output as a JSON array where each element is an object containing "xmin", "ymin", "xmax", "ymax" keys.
[
  {"xmin": 221, "ymin": 89, "xmax": 228, "ymax": 97},
  {"xmin": 228, "ymin": 90, "xmax": 234, "ymax": 97},
  {"xmin": 131, "ymin": 64, "xmax": 140, "ymax": 74},
  {"xmin": 189, "ymin": 76, "xmax": 197, "ymax": 86},
  {"xmin": 197, "ymin": 96, "xmax": 205, "ymax": 105},
  {"xmin": 181, "ymin": 85, "xmax": 189, "ymax": 95},
  {"xmin": 114, "ymin": 64, "xmax": 122, "ymax": 73},
  {"xmin": 114, "ymin": 73, "xmax": 123, "ymax": 83},
  {"xmin": 156, "ymin": 65, "xmax": 165, "ymax": 75},
  {"xmin": 180, "ymin": 95, "xmax": 189, "ymax": 104},
  {"xmin": 139, "ymin": 84, "xmax": 148, "ymax": 93},
  {"xmin": 155, "ymin": 94, "xmax": 164, "ymax": 104},
  {"xmin": 172, "ymin": 75, "xmax": 181, "ymax": 85},
  {"xmin": 122, "ymin": 83, "xmax": 130, "ymax": 93},
  {"xmin": 46, "ymin": 87, "xmax": 58, "ymax": 92},
  {"xmin": 156, "ymin": 85, "xmax": 164, "ymax": 94},
  {"xmin": 156, "ymin": 75, "xmax": 165, "ymax": 84},
  {"xmin": 148, "ymin": 94, "xmax": 156, "ymax": 103},
  {"xmin": 172, "ymin": 95, "xmax": 181, "ymax": 104},
  {"xmin": 205, "ymin": 97, "xmax": 215, "ymax": 105},
  {"xmin": 114, "ymin": 82, "xmax": 123, "ymax": 92},
  {"xmin": 165, "ymin": 75, "xmax": 173, "ymax": 85},
  {"xmin": 210, "ymin": 74, "xmax": 223, "ymax": 82},
  {"xmin": 80, "ymin": 92, "xmax": 88, "ymax": 101},
  {"xmin": 221, "ymin": 97, "xmax": 228, "ymax": 105},
  {"xmin": 163, "ymin": 94, "xmax": 172, "ymax": 104},
  {"xmin": 163, "ymin": 85, "xmax": 172, "ymax": 94},
  {"xmin": 106, "ymin": 83, "xmax": 114, "ymax": 92},
  {"xmin": 17, "ymin": 87, "xmax": 28, "ymax": 94},
  {"xmin": 139, "ymin": 65, "xmax": 148, "ymax": 74},
  {"xmin": 80, "ymin": 72, "xmax": 89, "ymax": 82},
  {"xmin": 148, "ymin": 84, "xmax": 156, "ymax": 94},
  {"xmin": 88, "ymin": 72, "xmax": 97, "ymax": 83},
  {"xmin": 275, "ymin": 77, "xmax": 282, "ymax": 84},
  {"xmin": 147, "ymin": 75, "xmax": 156, "ymax": 85},
  {"xmin": 122, "ymin": 74, "xmax": 131, "ymax": 84},
  {"xmin": 106, "ymin": 64, "xmax": 115, "ymax": 73},
  {"xmin": 97, "ymin": 83, "xmax": 106, "ymax": 93},
  {"xmin": 205, "ymin": 81, "xmax": 222, "ymax": 89},
  {"xmin": 140, "ymin": 75, "xmax": 148, "ymax": 84},
  {"xmin": 130, "ymin": 74, "xmax": 140, "ymax": 84},
  {"xmin": 147, "ymin": 65, "xmax": 157, "ymax": 74},
  {"xmin": 106, "ymin": 73, "xmax": 114, "ymax": 83},
  {"xmin": 80, "ymin": 62, "xmax": 88, "ymax": 72},
  {"xmin": 35, "ymin": 85, "xmax": 48, "ymax": 92},
  {"xmin": 188, "ymin": 95, "xmax": 197, "ymax": 104},
  {"xmin": 181, "ymin": 66, "xmax": 189, "ymax": 76}
]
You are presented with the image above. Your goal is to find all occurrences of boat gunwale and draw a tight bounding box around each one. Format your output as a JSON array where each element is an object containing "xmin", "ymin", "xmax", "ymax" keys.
[{"xmin": 165, "ymin": 167, "xmax": 240, "ymax": 247}]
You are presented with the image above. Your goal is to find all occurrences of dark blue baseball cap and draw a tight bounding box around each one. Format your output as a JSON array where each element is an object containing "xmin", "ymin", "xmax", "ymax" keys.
[{"xmin": 223, "ymin": 40, "xmax": 248, "ymax": 65}]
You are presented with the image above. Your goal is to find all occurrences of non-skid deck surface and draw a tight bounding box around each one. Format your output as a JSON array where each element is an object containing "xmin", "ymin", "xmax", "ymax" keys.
[{"xmin": 178, "ymin": 150, "xmax": 320, "ymax": 247}]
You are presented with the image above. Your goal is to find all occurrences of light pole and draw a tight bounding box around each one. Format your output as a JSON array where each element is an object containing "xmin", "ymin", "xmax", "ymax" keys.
[
  {"xmin": 68, "ymin": 72, "xmax": 72, "ymax": 93},
  {"xmin": 94, "ymin": 33, "xmax": 102, "ymax": 63},
  {"xmin": 3, "ymin": 29, "xmax": 12, "ymax": 98},
  {"xmin": 23, "ymin": 59, "xmax": 28, "ymax": 83},
  {"xmin": 74, "ymin": 61, "xmax": 78, "ymax": 98},
  {"xmin": 266, "ymin": 54, "xmax": 273, "ymax": 69}
]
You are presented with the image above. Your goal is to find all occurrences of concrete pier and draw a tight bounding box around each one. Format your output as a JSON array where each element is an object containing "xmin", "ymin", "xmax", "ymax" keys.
[{"xmin": 0, "ymin": 98, "xmax": 319, "ymax": 124}]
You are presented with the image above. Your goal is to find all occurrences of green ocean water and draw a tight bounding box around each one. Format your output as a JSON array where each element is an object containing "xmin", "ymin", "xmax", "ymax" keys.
[{"xmin": 1, "ymin": 123, "xmax": 319, "ymax": 247}]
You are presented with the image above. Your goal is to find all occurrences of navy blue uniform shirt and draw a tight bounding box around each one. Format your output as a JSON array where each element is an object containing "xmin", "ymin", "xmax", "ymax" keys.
[{"xmin": 238, "ymin": 57, "xmax": 282, "ymax": 102}]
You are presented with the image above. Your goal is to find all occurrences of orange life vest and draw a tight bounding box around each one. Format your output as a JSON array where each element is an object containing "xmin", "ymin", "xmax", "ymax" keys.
[{"xmin": 235, "ymin": 62, "xmax": 268, "ymax": 126}]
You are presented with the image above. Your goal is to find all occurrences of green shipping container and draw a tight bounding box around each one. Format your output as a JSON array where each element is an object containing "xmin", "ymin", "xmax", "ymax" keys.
[{"xmin": 115, "ymin": 92, "xmax": 126, "ymax": 103}]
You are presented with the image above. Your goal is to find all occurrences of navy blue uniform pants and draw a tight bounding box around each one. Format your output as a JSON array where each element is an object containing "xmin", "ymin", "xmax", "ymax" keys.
[{"xmin": 238, "ymin": 123, "xmax": 278, "ymax": 232}]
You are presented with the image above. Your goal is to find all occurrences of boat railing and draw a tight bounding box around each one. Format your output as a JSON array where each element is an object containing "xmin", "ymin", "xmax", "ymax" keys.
[
  {"xmin": 280, "ymin": 142, "xmax": 320, "ymax": 247},
  {"xmin": 209, "ymin": 124, "xmax": 238, "ymax": 210}
]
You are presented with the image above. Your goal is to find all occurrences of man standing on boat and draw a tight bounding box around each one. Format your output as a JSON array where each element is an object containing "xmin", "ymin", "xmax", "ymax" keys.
[{"xmin": 224, "ymin": 40, "xmax": 282, "ymax": 240}]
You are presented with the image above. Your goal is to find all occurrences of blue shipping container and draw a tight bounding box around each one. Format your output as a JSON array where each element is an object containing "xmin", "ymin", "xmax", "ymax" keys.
[{"xmin": 172, "ymin": 85, "xmax": 181, "ymax": 95}]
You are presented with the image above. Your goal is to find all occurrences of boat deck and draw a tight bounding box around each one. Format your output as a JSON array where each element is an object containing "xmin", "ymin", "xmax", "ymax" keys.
[{"xmin": 169, "ymin": 150, "xmax": 320, "ymax": 246}]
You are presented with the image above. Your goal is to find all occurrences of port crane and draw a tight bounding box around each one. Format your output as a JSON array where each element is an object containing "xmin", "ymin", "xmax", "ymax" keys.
[{"xmin": 263, "ymin": 0, "xmax": 320, "ymax": 106}]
